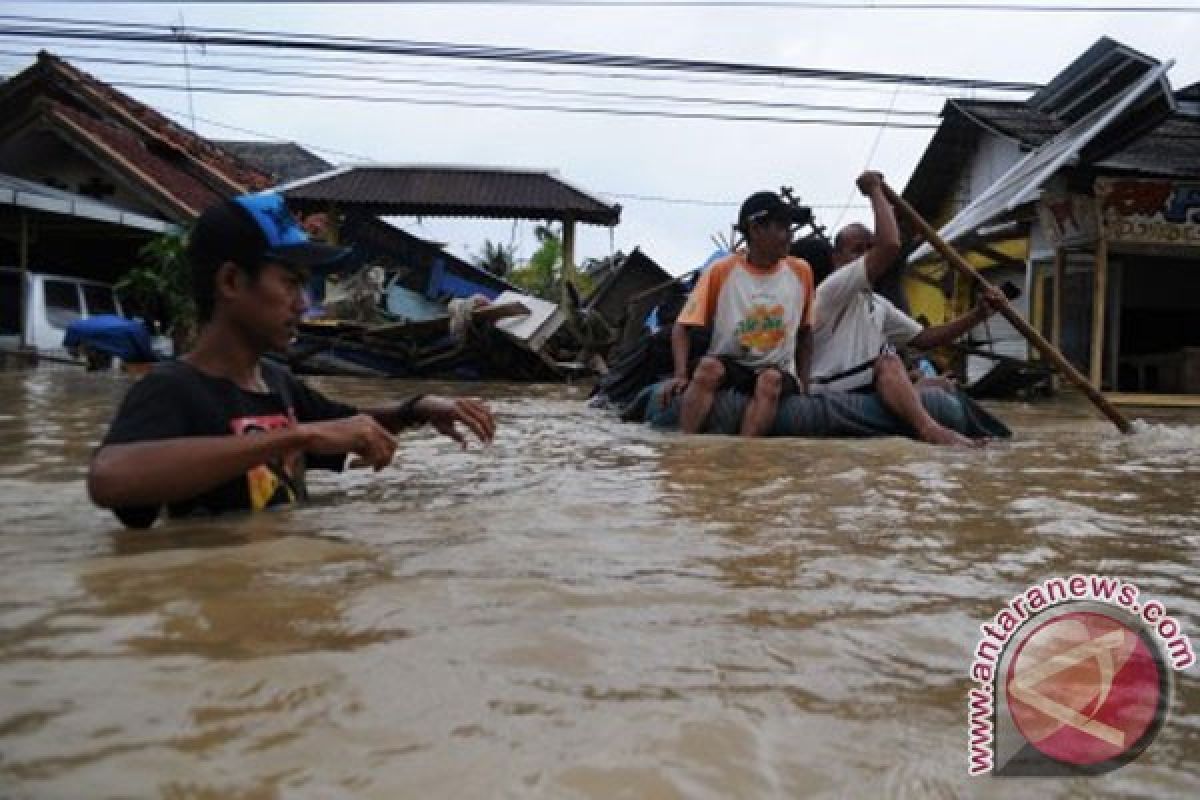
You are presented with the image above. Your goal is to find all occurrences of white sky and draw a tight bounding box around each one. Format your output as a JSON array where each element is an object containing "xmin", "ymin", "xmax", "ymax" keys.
[{"xmin": 4, "ymin": 2, "xmax": 1198, "ymax": 273}]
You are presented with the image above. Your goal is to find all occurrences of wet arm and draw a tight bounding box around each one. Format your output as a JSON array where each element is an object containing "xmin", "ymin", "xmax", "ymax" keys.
[
  {"xmin": 908, "ymin": 305, "xmax": 989, "ymax": 350},
  {"xmin": 88, "ymin": 428, "xmax": 311, "ymax": 509},
  {"xmin": 671, "ymin": 322, "xmax": 692, "ymax": 380},
  {"xmin": 795, "ymin": 325, "xmax": 813, "ymax": 392},
  {"xmin": 362, "ymin": 397, "xmax": 424, "ymax": 434},
  {"xmin": 861, "ymin": 177, "xmax": 902, "ymax": 285}
]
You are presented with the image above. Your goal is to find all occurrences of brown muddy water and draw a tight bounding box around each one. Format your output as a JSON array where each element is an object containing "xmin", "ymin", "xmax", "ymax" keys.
[{"xmin": 0, "ymin": 367, "xmax": 1198, "ymax": 799}]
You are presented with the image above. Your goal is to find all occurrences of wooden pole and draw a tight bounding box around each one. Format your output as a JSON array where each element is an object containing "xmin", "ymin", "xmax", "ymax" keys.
[
  {"xmin": 1090, "ymin": 232, "xmax": 1109, "ymax": 388},
  {"xmin": 883, "ymin": 183, "xmax": 1132, "ymax": 434},
  {"xmin": 18, "ymin": 211, "xmax": 29, "ymax": 350},
  {"xmin": 1051, "ymin": 247, "xmax": 1065, "ymax": 392}
]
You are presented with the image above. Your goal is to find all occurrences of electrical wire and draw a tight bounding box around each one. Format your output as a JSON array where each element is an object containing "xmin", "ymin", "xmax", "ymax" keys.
[
  {"xmin": 0, "ymin": 50, "xmax": 942, "ymax": 118},
  {"xmin": 109, "ymin": 79, "xmax": 943, "ymax": 127},
  {"xmin": 0, "ymin": 17, "xmax": 1042, "ymax": 91}
]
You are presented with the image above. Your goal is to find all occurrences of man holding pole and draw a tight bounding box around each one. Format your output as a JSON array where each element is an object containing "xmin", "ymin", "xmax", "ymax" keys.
[{"xmin": 811, "ymin": 171, "xmax": 1006, "ymax": 446}]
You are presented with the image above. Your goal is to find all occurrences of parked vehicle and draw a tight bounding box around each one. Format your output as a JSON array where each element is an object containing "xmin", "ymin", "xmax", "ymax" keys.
[{"xmin": 0, "ymin": 268, "xmax": 167, "ymax": 362}]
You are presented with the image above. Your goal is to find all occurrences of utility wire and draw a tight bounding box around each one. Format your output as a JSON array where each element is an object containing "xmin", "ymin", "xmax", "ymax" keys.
[
  {"xmin": 111, "ymin": 79, "xmax": 942, "ymax": 127},
  {"xmin": 0, "ymin": 17, "xmax": 1042, "ymax": 91},
  {"xmin": 13, "ymin": 2, "xmax": 1193, "ymax": 10},
  {"xmin": 0, "ymin": 50, "xmax": 941, "ymax": 118},
  {"xmin": 0, "ymin": 40, "xmax": 995, "ymax": 98}
]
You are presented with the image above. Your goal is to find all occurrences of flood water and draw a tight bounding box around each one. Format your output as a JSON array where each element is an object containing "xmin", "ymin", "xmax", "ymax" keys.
[{"xmin": 0, "ymin": 367, "xmax": 1197, "ymax": 799}]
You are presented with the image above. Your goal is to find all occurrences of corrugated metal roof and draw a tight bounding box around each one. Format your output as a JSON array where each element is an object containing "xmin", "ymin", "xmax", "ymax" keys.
[
  {"xmin": 954, "ymin": 98, "xmax": 1200, "ymax": 178},
  {"xmin": 903, "ymin": 88, "xmax": 1200, "ymax": 220},
  {"xmin": 281, "ymin": 165, "xmax": 621, "ymax": 226}
]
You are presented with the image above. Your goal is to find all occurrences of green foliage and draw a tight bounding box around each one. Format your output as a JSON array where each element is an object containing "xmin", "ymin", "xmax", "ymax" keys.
[
  {"xmin": 473, "ymin": 239, "xmax": 517, "ymax": 277},
  {"xmin": 507, "ymin": 224, "xmax": 563, "ymax": 301},
  {"xmin": 117, "ymin": 232, "xmax": 196, "ymax": 348}
]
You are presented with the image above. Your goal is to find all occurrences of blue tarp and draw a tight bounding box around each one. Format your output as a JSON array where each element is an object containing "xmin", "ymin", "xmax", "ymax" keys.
[{"xmin": 63, "ymin": 315, "xmax": 158, "ymax": 363}]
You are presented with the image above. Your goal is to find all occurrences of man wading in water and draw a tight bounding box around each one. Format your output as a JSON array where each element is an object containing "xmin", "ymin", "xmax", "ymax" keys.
[
  {"xmin": 88, "ymin": 192, "xmax": 495, "ymax": 528},
  {"xmin": 810, "ymin": 170, "xmax": 1004, "ymax": 446},
  {"xmin": 667, "ymin": 191, "xmax": 815, "ymax": 437}
]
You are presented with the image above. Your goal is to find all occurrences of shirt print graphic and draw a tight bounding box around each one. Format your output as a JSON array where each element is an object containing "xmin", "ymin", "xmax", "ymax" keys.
[
  {"xmin": 230, "ymin": 413, "xmax": 301, "ymax": 511},
  {"xmin": 734, "ymin": 302, "xmax": 786, "ymax": 355}
]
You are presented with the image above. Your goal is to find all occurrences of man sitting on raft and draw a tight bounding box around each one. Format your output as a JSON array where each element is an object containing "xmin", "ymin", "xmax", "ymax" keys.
[
  {"xmin": 666, "ymin": 191, "xmax": 815, "ymax": 437},
  {"xmin": 810, "ymin": 170, "xmax": 1005, "ymax": 446},
  {"xmin": 88, "ymin": 192, "xmax": 496, "ymax": 528}
]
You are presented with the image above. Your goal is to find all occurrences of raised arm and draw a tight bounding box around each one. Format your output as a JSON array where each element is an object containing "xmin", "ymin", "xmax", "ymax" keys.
[{"xmin": 858, "ymin": 171, "xmax": 902, "ymax": 285}]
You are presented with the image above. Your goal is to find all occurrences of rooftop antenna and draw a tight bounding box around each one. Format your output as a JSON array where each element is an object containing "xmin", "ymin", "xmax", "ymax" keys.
[{"xmin": 173, "ymin": 12, "xmax": 197, "ymax": 131}]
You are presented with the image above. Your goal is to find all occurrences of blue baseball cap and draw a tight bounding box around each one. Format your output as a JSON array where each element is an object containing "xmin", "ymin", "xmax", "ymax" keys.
[{"xmin": 190, "ymin": 191, "xmax": 348, "ymax": 271}]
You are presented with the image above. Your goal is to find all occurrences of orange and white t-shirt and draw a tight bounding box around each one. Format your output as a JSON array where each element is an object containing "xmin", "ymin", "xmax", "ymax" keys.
[{"xmin": 677, "ymin": 252, "xmax": 814, "ymax": 377}]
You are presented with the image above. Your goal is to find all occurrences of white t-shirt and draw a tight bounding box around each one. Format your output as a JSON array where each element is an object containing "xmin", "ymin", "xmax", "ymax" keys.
[
  {"xmin": 677, "ymin": 252, "xmax": 814, "ymax": 378},
  {"xmin": 809, "ymin": 256, "xmax": 923, "ymax": 393}
]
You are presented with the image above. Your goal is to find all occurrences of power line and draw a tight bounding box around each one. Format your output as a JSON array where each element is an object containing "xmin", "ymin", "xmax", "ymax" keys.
[
  {"xmin": 12, "ymin": 2, "xmax": 1192, "ymax": 10},
  {"xmin": 0, "ymin": 50, "xmax": 942, "ymax": 118},
  {"xmin": 0, "ymin": 16, "xmax": 1043, "ymax": 91},
  {"xmin": 147, "ymin": 104, "xmax": 870, "ymax": 209},
  {"xmin": 111, "ymin": 79, "xmax": 942, "ymax": 127},
  {"xmin": 0, "ymin": 40, "xmax": 993, "ymax": 99}
]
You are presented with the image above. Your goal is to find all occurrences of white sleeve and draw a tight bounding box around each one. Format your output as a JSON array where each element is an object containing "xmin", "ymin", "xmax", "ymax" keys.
[
  {"xmin": 814, "ymin": 256, "xmax": 869, "ymax": 321},
  {"xmin": 879, "ymin": 299, "xmax": 924, "ymax": 345}
]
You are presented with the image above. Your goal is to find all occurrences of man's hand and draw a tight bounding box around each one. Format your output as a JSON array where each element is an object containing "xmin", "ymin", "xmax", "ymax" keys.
[
  {"xmin": 976, "ymin": 285, "xmax": 1007, "ymax": 318},
  {"xmin": 856, "ymin": 170, "xmax": 885, "ymax": 196},
  {"xmin": 302, "ymin": 414, "xmax": 398, "ymax": 471},
  {"xmin": 662, "ymin": 375, "xmax": 689, "ymax": 408},
  {"xmin": 413, "ymin": 396, "xmax": 495, "ymax": 448}
]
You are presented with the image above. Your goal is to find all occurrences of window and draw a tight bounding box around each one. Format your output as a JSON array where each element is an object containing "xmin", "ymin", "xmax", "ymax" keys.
[
  {"xmin": 44, "ymin": 280, "xmax": 82, "ymax": 328},
  {"xmin": 0, "ymin": 272, "xmax": 20, "ymax": 336},
  {"xmin": 82, "ymin": 284, "xmax": 118, "ymax": 316}
]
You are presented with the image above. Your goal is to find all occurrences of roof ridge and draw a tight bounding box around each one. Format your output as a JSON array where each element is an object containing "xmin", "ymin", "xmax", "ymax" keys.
[{"xmin": 36, "ymin": 51, "xmax": 273, "ymax": 196}]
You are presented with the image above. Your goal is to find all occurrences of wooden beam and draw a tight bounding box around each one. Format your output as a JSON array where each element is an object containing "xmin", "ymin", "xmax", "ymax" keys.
[
  {"xmin": 1090, "ymin": 233, "xmax": 1109, "ymax": 388},
  {"xmin": 1109, "ymin": 260, "xmax": 1123, "ymax": 394},
  {"xmin": 18, "ymin": 211, "xmax": 29, "ymax": 350},
  {"xmin": 562, "ymin": 215, "xmax": 577, "ymax": 277},
  {"xmin": 1051, "ymin": 247, "xmax": 1065, "ymax": 391},
  {"xmin": 1106, "ymin": 393, "xmax": 1200, "ymax": 409}
]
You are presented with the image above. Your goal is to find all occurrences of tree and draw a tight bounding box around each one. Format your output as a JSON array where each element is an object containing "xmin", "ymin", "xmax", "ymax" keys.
[
  {"xmin": 508, "ymin": 224, "xmax": 563, "ymax": 301},
  {"xmin": 117, "ymin": 232, "xmax": 196, "ymax": 352},
  {"xmin": 473, "ymin": 239, "xmax": 516, "ymax": 277}
]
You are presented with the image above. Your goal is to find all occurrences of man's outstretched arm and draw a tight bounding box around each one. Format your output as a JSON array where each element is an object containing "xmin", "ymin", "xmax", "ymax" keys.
[
  {"xmin": 908, "ymin": 285, "xmax": 1006, "ymax": 350},
  {"xmin": 88, "ymin": 415, "xmax": 398, "ymax": 509},
  {"xmin": 364, "ymin": 395, "xmax": 496, "ymax": 447}
]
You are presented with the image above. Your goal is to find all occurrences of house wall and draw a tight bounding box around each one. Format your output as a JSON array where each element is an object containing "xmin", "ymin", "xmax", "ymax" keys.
[{"xmin": 0, "ymin": 128, "xmax": 164, "ymax": 218}]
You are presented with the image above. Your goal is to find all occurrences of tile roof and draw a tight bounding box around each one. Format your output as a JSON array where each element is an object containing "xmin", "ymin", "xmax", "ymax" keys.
[
  {"xmin": 0, "ymin": 52, "xmax": 273, "ymax": 221},
  {"xmin": 45, "ymin": 100, "xmax": 225, "ymax": 217},
  {"xmin": 41, "ymin": 54, "xmax": 273, "ymax": 195},
  {"xmin": 215, "ymin": 140, "xmax": 334, "ymax": 185},
  {"xmin": 282, "ymin": 166, "xmax": 621, "ymax": 226}
]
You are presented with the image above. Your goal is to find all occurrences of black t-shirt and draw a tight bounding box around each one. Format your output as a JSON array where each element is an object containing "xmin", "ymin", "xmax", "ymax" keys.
[{"xmin": 101, "ymin": 360, "xmax": 358, "ymax": 527}]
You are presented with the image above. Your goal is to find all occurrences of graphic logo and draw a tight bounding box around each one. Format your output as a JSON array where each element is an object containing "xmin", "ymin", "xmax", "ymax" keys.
[
  {"xmin": 968, "ymin": 576, "xmax": 1192, "ymax": 778},
  {"xmin": 1002, "ymin": 609, "xmax": 1167, "ymax": 774}
]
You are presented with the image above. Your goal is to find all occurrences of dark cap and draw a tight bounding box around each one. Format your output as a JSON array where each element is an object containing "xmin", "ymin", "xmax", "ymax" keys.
[
  {"xmin": 737, "ymin": 191, "xmax": 811, "ymax": 230},
  {"xmin": 188, "ymin": 192, "xmax": 348, "ymax": 272}
]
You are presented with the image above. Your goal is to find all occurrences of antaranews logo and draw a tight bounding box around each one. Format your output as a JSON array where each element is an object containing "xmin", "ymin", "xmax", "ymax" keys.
[{"xmin": 967, "ymin": 575, "xmax": 1194, "ymax": 777}]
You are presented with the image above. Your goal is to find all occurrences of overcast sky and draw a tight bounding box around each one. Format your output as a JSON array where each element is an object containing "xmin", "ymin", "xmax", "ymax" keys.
[{"xmin": 4, "ymin": 2, "xmax": 1198, "ymax": 273}]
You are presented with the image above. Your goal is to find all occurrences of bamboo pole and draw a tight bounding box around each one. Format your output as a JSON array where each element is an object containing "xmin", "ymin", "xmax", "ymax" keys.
[{"xmin": 882, "ymin": 183, "xmax": 1132, "ymax": 434}]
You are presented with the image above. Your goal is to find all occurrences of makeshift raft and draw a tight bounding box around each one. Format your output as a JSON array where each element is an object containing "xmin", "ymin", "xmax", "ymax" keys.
[{"xmin": 620, "ymin": 381, "xmax": 1011, "ymax": 439}]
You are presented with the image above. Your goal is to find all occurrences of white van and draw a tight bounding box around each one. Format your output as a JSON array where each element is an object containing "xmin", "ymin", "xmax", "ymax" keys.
[{"xmin": 0, "ymin": 268, "xmax": 131, "ymax": 359}]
